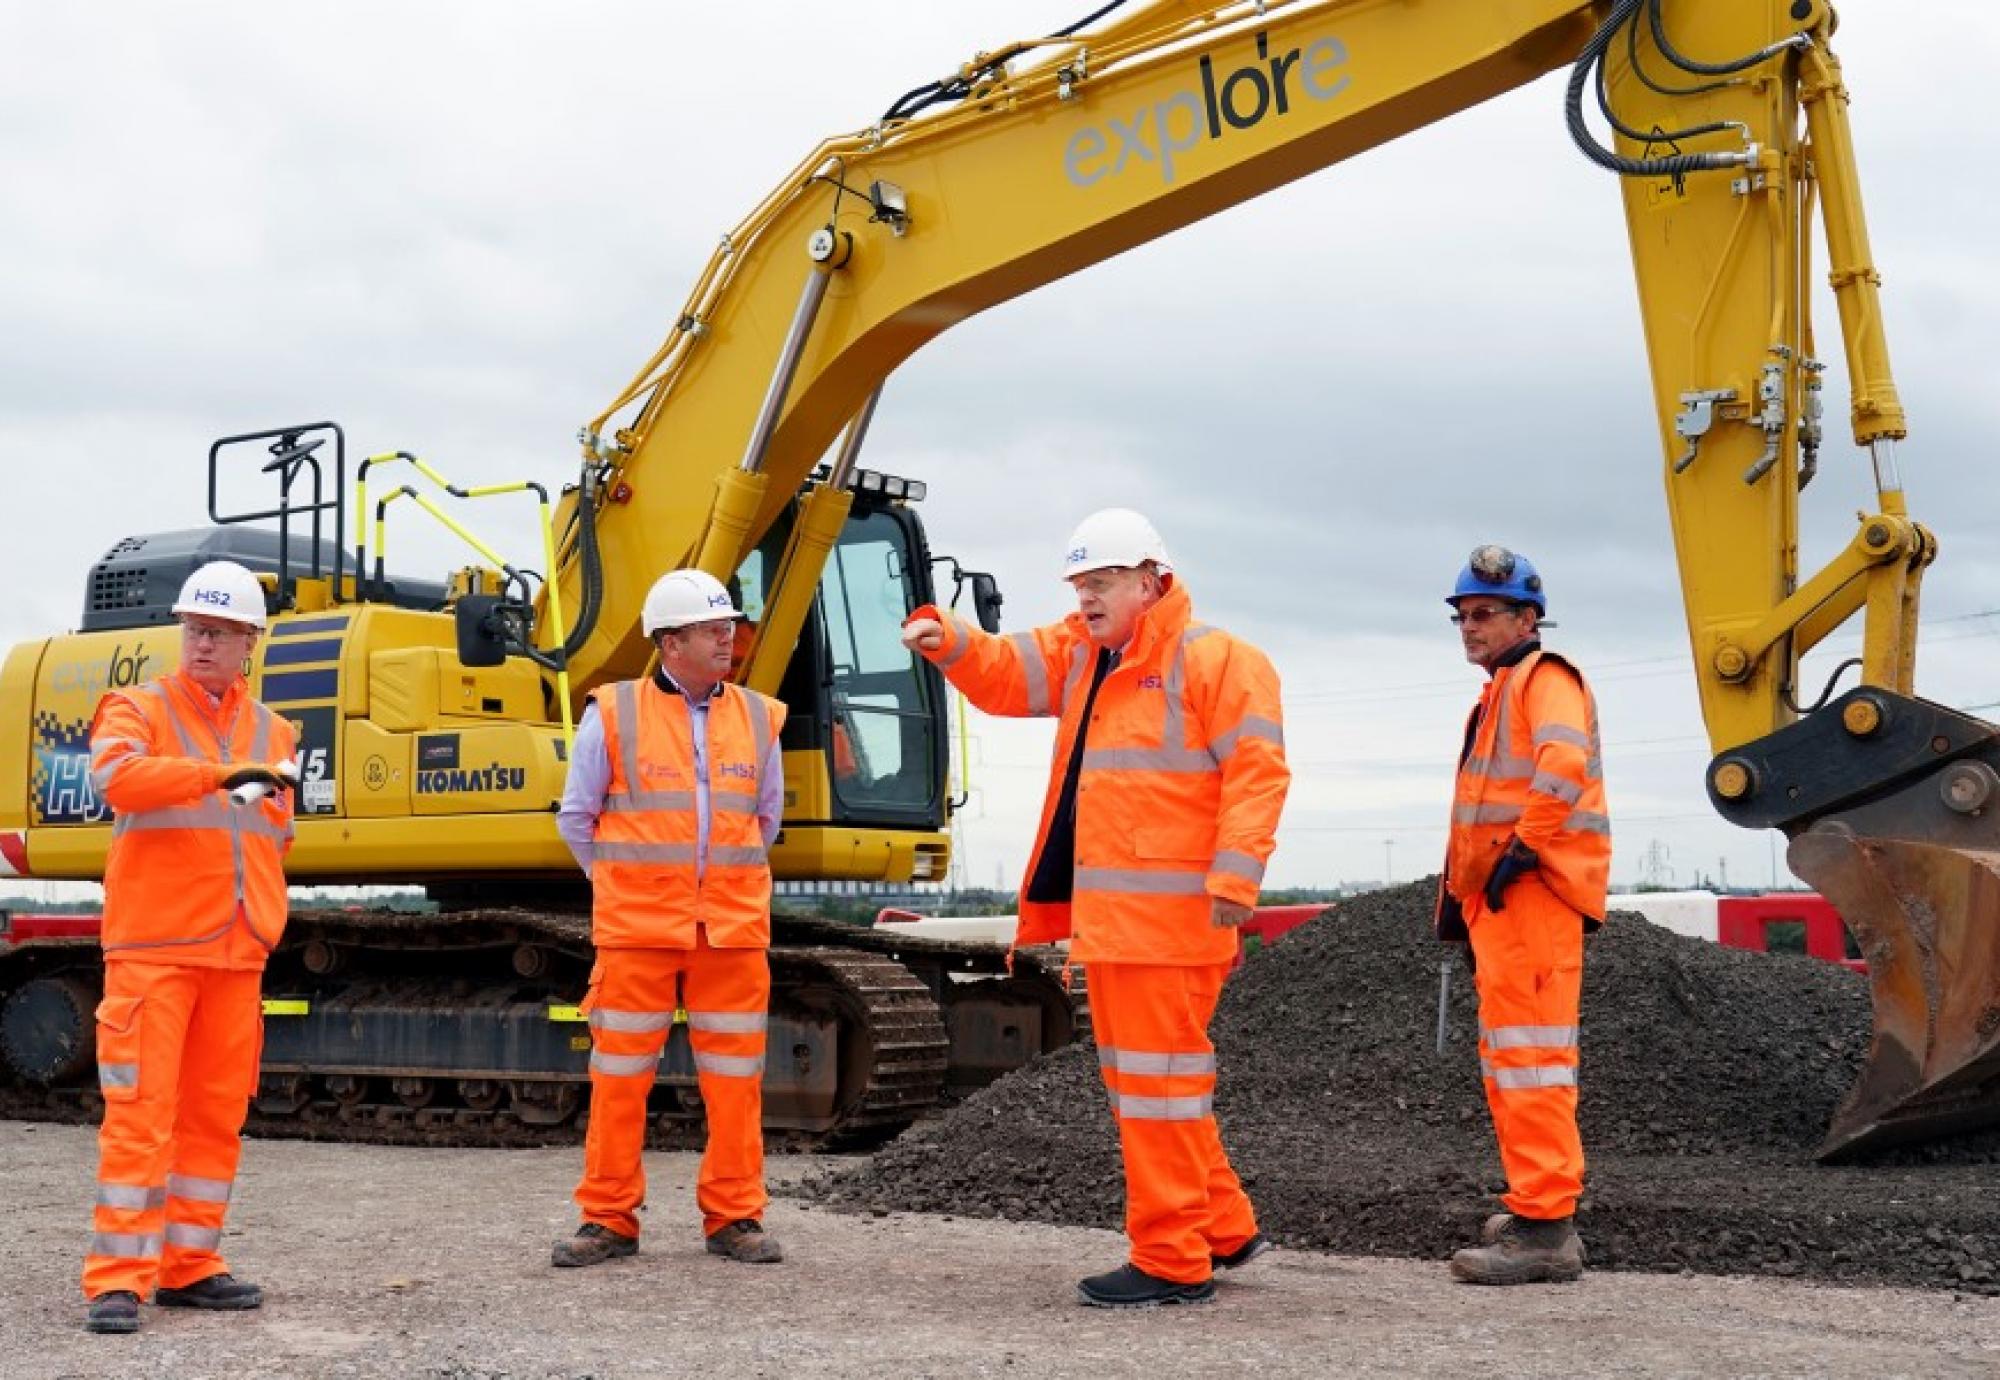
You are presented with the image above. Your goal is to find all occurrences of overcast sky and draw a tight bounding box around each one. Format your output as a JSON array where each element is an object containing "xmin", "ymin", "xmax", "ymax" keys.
[{"xmin": 3, "ymin": 2, "xmax": 1995, "ymax": 898}]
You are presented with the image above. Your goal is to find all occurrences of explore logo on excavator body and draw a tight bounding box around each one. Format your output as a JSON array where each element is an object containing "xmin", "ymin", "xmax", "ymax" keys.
[{"xmin": 1063, "ymin": 30, "xmax": 1352, "ymax": 189}]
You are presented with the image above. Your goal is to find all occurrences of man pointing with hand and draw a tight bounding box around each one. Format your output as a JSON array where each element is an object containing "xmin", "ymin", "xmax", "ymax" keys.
[{"xmin": 904, "ymin": 508, "xmax": 1289, "ymax": 1310}]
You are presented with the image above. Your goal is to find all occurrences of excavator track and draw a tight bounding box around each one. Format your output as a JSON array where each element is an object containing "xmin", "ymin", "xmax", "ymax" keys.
[{"xmin": 0, "ymin": 904, "xmax": 1075, "ymax": 1151}]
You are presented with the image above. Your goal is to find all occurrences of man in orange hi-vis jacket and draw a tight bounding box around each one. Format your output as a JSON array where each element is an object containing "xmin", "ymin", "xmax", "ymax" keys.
[
  {"xmin": 1435, "ymin": 545, "xmax": 1609, "ymax": 1286},
  {"xmin": 552, "ymin": 568, "xmax": 788, "ymax": 1270},
  {"xmin": 903, "ymin": 508, "xmax": 1289, "ymax": 1310},
  {"xmin": 81, "ymin": 560, "xmax": 298, "ymax": 1335}
]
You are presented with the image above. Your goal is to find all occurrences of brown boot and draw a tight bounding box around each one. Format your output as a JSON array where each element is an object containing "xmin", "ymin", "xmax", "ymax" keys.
[
  {"xmin": 1451, "ymin": 1215, "xmax": 1584, "ymax": 1285},
  {"xmin": 551, "ymin": 1222, "xmax": 638, "ymax": 1268},
  {"xmin": 704, "ymin": 1219, "xmax": 783, "ymax": 1264},
  {"xmin": 1480, "ymin": 1212, "xmax": 1587, "ymax": 1260}
]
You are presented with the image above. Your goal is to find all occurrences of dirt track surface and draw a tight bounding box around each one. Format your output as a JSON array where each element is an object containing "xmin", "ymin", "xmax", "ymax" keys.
[
  {"xmin": 5, "ymin": 1122, "xmax": 1998, "ymax": 1378},
  {"xmin": 814, "ymin": 882, "xmax": 2000, "ymax": 1294}
]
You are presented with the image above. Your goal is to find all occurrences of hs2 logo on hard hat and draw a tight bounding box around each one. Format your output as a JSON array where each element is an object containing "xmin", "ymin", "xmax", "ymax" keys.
[
  {"xmin": 708, "ymin": 594, "xmax": 731, "ymax": 608},
  {"xmin": 1065, "ymin": 547, "xmax": 1089, "ymax": 567},
  {"xmin": 1063, "ymin": 30, "xmax": 1352, "ymax": 189},
  {"xmin": 192, "ymin": 588, "xmax": 234, "ymax": 608}
]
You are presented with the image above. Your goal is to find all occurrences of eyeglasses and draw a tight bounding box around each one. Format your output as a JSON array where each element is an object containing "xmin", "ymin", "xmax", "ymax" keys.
[
  {"xmin": 181, "ymin": 622, "xmax": 252, "ymax": 645},
  {"xmin": 1448, "ymin": 605, "xmax": 1521, "ymax": 628}
]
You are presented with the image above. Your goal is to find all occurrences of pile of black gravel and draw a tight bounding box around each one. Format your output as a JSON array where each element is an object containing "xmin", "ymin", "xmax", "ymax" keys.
[{"xmin": 806, "ymin": 880, "xmax": 2000, "ymax": 1293}]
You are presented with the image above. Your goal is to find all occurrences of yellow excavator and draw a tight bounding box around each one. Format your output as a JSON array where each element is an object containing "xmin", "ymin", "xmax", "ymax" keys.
[{"xmin": 1, "ymin": 0, "xmax": 1992, "ymax": 1158}]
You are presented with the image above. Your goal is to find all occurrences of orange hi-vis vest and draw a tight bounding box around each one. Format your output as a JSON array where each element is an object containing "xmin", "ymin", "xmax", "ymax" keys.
[
  {"xmin": 589, "ymin": 677, "xmax": 786, "ymax": 950},
  {"xmin": 89, "ymin": 671, "xmax": 296, "ymax": 970},
  {"xmin": 1444, "ymin": 649, "xmax": 1611, "ymax": 924},
  {"xmin": 911, "ymin": 581, "xmax": 1289, "ymax": 966}
]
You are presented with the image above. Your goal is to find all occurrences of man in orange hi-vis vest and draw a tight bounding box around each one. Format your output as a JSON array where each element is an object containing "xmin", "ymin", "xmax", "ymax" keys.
[
  {"xmin": 1435, "ymin": 545, "xmax": 1609, "ymax": 1286},
  {"xmin": 81, "ymin": 560, "xmax": 298, "ymax": 1335},
  {"xmin": 903, "ymin": 508, "xmax": 1289, "ymax": 1310},
  {"xmin": 552, "ymin": 569, "xmax": 788, "ymax": 1269}
]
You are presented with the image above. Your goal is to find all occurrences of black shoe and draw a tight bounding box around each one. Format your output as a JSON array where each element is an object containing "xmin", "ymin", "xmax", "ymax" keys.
[
  {"xmin": 552, "ymin": 1222, "xmax": 639, "ymax": 1268},
  {"xmin": 1077, "ymin": 1263, "xmax": 1216, "ymax": 1309},
  {"xmin": 85, "ymin": 1290, "xmax": 141, "ymax": 1334},
  {"xmin": 155, "ymin": 1273, "xmax": 264, "ymax": 1310},
  {"xmin": 1212, "ymin": 1232, "xmax": 1272, "ymax": 1271}
]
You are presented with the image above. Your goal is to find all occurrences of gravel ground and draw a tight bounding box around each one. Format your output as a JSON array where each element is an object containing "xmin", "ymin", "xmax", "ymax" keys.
[
  {"xmin": 808, "ymin": 881, "xmax": 2000, "ymax": 1294},
  {"xmin": 5, "ymin": 1121, "xmax": 1998, "ymax": 1379}
]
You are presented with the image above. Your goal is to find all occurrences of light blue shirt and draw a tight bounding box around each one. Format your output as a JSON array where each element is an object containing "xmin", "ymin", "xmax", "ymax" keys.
[{"xmin": 556, "ymin": 679, "xmax": 784, "ymax": 878}]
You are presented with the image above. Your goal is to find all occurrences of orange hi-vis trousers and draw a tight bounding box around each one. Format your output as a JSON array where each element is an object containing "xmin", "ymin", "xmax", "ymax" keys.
[
  {"xmin": 1089, "ymin": 961, "xmax": 1258, "ymax": 1284},
  {"xmin": 1466, "ymin": 874, "xmax": 1586, "ymax": 1220},
  {"xmin": 575, "ymin": 935, "xmax": 770, "ymax": 1238},
  {"xmin": 83, "ymin": 960, "xmax": 264, "ymax": 1300}
]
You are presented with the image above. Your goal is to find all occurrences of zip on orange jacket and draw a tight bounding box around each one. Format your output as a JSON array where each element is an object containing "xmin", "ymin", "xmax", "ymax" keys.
[
  {"xmin": 82, "ymin": 668, "xmax": 295, "ymax": 1303},
  {"xmin": 908, "ymin": 578, "xmax": 1288, "ymax": 1284}
]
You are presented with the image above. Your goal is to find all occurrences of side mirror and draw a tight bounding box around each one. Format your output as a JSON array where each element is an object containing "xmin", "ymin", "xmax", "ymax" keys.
[
  {"xmin": 967, "ymin": 572, "xmax": 1003, "ymax": 634},
  {"xmin": 454, "ymin": 595, "xmax": 508, "ymax": 668}
]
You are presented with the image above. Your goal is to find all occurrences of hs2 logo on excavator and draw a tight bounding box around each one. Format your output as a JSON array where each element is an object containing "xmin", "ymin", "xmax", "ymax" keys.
[{"xmin": 1063, "ymin": 31, "xmax": 1352, "ymax": 189}]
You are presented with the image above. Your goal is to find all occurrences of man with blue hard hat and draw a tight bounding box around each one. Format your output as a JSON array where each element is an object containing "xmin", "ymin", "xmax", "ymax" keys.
[{"xmin": 1435, "ymin": 545, "xmax": 1610, "ymax": 1286}]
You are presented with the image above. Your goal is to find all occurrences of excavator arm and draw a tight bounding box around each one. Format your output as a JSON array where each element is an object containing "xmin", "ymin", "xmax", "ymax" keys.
[{"xmin": 534, "ymin": 0, "xmax": 1992, "ymax": 1159}]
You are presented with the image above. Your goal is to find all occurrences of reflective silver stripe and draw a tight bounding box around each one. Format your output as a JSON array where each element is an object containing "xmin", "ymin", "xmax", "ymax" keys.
[
  {"xmin": 711, "ymin": 788, "xmax": 759, "ymax": 815},
  {"xmin": 608, "ymin": 680, "xmax": 644, "ymax": 811},
  {"xmin": 90, "ymin": 738, "xmax": 149, "ymax": 791},
  {"xmin": 1114, "ymin": 1093, "xmax": 1213, "ymax": 1121},
  {"xmin": 1075, "ymin": 867, "xmax": 1210, "ymax": 896},
  {"xmin": 1565, "ymin": 809, "xmax": 1611, "ymax": 835},
  {"xmin": 693, "ymin": 1051, "xmax": 765, "ymax": 1078},
  {"xmin": 1451, "ymin": 803, "xmax": 1523, "ymax": 826},
  {"xmin": 1079, "ymin": 745, "xmax": 1220, "ymax": 775},
  {"xmin": 99, "ymin": 1062, "xmax": 139, "ymax": 1090},
  {"xmin": 590, "ymin": 1050, "xmax": 660, "ymax": 1077},
  {"xmin": 687, "ymin": 1011, "xmax": 768, "ymax": 1034},
  {"xmin": 1060, "ymin": 644, "xmax": 1091, "ymax": 712},
  {"xmin": 589, "ymin": 1008, "xmax": 674, "ymax": 1034},
  {"xmin": 1210, "ymin": 715, "xmax": 1283, "ymax": 762},
  {"xmin": 1530, "ymin": 772, "xmax": 1583, "ymax": 806},
  {"xmin": 739, "ymin": 686, "xmax": 774, "ymax": 774},
  {"xmin": 97, "ymin": 1183, "xmax": 166, "ymax": 1211},
  {"xmin": 249, "ymin": 702, "xmax": 274, "ymax": 764},
  {"xmin": 90, "ymin": 1232, "xmax": 163, "ymax": 1260},
  {"xmin": 164, "ymin": 1222, "xmax": 223, "ymax": 1250},
  {"xmin": 1584, "ymin": 755, "xmax": 1604, "ymax": 781},
  {"xmin": 1533, "ymin": 724, "xmax": 1593, "ymax": 750},
  {"xmin": 603, "ymin": 789, "xmax": 697, "ymax": 813},
  {"xmin": 1098, "ymin": 1047, "xmax": 1216, "ymax": 1076},
  {"xmin": 1464, "ymin": 752, "xmax": 1535, "ymax": 781},
  {"xmin": 593, "ymin": 841, "xmax": 699, "ymax": 864},
  {"xmin": 1484, "ymin": 1025, "xmax": 1579, "ymax": 1051},
  {"xmin": 938, "ymin": 614, "xmax": 974, "ymax": 669},
  {"xmin": 103, "ymin": 919, "xmax": 234, "ymax": 955},
  {"xmin": 1009, "ymin": 633, "xmax": 1053, "ymax": 717},
  {"xmin": 1489, "ymin": 1065, "xmax": 1579, "ymax": 1090},
  {"xmin": 1211, "ymin": 850, "xmax": 1264, "ymax": 884},
  {"xmin": 1183, "ymin": 625, "xmax": 1216, "ymax": 644},
  {"xmin": 707, "ymin": 845, "xmax": 768, "ymax": 867},
  {"xmin": 166, "ymin": 1174, "xmax": 233, "ymax": 1204},
  {"xmin": 114, "ymin": 807, "xmax": 291, "ymax": 843}
]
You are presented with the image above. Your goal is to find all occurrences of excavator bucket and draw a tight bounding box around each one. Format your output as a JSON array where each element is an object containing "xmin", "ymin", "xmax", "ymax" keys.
[{"xmin": 1711, "ymin": 689, "xmax": 2000, "ymax": 1161}]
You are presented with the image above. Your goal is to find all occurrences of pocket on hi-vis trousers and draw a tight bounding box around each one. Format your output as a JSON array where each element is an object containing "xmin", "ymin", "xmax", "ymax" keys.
[{"xmin": 94, "ymin": 994, "xmax": 145, "ymax": 1104}]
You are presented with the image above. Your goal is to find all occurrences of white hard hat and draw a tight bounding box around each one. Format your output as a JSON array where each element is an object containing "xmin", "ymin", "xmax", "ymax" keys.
[
  {"xmin": 172, "ymin": 561, "xmax": 267, "ymax": 630},
  {"xmin": 1059, "ymin": 508, "xmax": 1172, "ymax": 581},
  {"xmin": 641, "ymin": 569, "xmax": 743, "ymax": 635}
]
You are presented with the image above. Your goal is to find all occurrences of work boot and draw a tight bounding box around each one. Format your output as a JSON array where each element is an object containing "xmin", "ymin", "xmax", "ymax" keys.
[
  {"xmin": 1211, "ymin": 1232, "xmax": 1272, "ymax": 1271},
  {"xmin": 1450, "ymin": 1215, "xmax": 1585, "ymax": 1285},
  {"xmin": 705, "ymin": 1219, "xmax": 783, "ymax": 1264},
  {"xmin": 551, "ymin": 1222, "xmax": 638, "ymax": 1268},
  {"xmin": 155, "ymin": 1273, "xmax": 264, "ymax": 1310},
  {"xmin": 1481, "ymin": 1212, "xmax": 1587, "ymax": 1261},
  {"xmin": 1076, "ymin": 1263, "xmax": 1216, "ymax": 1309},
  {"xmin": 85, "ymin": 1290, "xmax": 141, "ymax": 1334}
]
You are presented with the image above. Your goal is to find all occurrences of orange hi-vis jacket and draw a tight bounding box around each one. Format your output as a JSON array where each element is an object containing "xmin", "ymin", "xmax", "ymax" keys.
[
  {"xmin": 89, "ymin": 670, "xmax": 296, "ymax": 970},
  {"xmin": 589, "ymin": 677, "xmax": 786, "ymax": 950},
  {"xmin": 1443, "ymin": 649, "xmax": 1610, "ymax": 926},
  {"xmin": 911, "ymin": 581, "xmax": 1289, "ymax": 966}
]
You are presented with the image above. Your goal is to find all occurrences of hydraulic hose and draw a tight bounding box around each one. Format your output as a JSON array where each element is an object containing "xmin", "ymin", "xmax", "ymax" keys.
[
  {"xmin": 557, "ymin": 464, "xmax": 604, "ymax": 661},
  {"xmin": 1565, "ymin": 0, "xmax": 1748, "ymax": 178},
  {"xmin": 1647, "ymin": 0, "xmax": 1805, "ymax": 79}
]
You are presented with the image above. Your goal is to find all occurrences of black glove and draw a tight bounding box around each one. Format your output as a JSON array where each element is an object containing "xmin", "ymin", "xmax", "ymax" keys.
[
  {"xmin": 1482, "ymin": 836, "xmax": 1539, "ymax": 912},
  {"xmin": 222, "ymin": 764, "xmax": 298, "ymax": 795}
]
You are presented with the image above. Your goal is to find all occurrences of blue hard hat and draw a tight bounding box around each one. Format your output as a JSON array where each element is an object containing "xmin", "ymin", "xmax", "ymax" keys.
[{"xmin": 1447, "ymin": 544, "xmax": 1546, "ymax": 614}]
